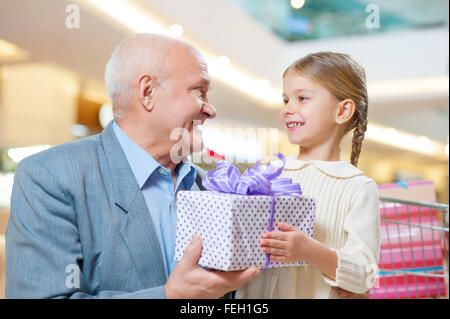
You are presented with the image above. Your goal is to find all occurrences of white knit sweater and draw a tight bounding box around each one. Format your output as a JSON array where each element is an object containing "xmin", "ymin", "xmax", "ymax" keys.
[{"xmin": 236, "ymin": 156, "xmax": 380, "ymax": 299}]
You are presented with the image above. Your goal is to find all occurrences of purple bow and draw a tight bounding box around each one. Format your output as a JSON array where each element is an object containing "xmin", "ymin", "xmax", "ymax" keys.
[
  {"xmin": 202, "ymin": 153, "xmax": 302, "ymax": 270},
  {"xmin": 202, "ymin": 153, "xmax": 302, "ymax": 269},
  {"xmin": 202, "ymin": 153, "xmax": 302, "ymax": 196}
]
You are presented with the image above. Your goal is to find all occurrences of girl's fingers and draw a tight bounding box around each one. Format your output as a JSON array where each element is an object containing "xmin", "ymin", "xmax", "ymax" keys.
[
  {"xmin": 277, "ymin": 222, "xmax": 296, "ymax": 232},
  {"xmin": 260, "ymin": 238, "xmax": 285, "ymax": 249},
  {"xmin": 261, "ymin": 246, "xmax": 284, "ymax": 256},
  {"xmin": 262, "ymin": 231, "xmax": 286, "ymax": 240}
]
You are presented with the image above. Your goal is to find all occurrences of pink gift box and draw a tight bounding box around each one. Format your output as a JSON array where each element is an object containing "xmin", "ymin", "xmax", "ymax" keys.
[{"xmin": 371, "ymin": 181, "xmax": 447, "ymax": 299}]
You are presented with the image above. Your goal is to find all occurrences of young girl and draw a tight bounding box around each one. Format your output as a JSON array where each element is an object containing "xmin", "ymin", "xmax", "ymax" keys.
[{"xmin": 236, "ymin": 52, "xmax": 380, "ymax": 299}]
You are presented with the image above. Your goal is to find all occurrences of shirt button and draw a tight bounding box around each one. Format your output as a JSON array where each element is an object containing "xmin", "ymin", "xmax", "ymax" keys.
[{"xmin": 158, "ymin": 167, "xmax": 165, "ymax": 175}]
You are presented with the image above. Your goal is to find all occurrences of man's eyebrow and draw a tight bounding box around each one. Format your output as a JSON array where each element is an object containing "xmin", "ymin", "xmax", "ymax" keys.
[{"xmin": 191, "ymin": 77, "xmax": 211, "ymax": 88}]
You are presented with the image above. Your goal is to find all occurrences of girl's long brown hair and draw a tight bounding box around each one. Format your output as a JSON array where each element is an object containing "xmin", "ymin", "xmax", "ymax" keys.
[{"xmin": 284, "ymin": 52, "xmax": 368, "ymax": 167}]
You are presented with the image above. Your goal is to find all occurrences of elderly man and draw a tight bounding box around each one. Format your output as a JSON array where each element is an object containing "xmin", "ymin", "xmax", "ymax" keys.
[{"xmin": 5, "ymin": 33, "xmax": 260, "ymax": 298}]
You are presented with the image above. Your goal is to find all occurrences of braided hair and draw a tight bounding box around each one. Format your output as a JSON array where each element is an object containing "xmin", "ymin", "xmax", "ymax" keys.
[{"xmin": 349, "ymin": 100, "xmax": 368, "ymax": 167}]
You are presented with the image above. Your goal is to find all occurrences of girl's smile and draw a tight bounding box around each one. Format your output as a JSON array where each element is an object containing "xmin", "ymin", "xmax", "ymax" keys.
[{"xmin": 286, "ymin": 120, "xmax": 306, "ymax": 131}]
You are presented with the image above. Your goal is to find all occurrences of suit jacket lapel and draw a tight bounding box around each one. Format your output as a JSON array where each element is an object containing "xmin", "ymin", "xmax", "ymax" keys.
[{"xmin": 100, "ymin": 122, "xmax": 166, "ymax": 286}]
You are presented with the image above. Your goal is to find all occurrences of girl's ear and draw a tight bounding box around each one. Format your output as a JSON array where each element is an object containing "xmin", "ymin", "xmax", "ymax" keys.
[
  {"xmin": 335, "ymin": 99, "xmax": 356, "ymax": 125},
  {"xmin": 138, "ymin": 74, "xmax": 155, "ymax": 112}
]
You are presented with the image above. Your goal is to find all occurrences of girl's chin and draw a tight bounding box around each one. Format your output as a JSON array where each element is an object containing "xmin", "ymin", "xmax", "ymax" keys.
[{"xmin": 287, "ymin": 134, "xmax": 307, "ymax": 146}]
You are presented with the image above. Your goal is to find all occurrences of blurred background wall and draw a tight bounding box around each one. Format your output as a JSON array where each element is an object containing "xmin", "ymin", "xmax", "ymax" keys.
[{"xmin": 0, "ymin": 0, "xmax": 448, "ymax": 298}]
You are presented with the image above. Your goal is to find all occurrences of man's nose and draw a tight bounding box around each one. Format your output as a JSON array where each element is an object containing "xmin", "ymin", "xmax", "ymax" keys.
[{"xmin": 202, "ymin": 102, "xmax": 217, "ymax": 120}]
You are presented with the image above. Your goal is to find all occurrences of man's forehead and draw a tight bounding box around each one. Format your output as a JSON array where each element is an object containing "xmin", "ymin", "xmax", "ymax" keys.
[
  {"xmin": 189, "ymin": 52, "xmax": 209, "ymax": 75},
  {"xmin": 170, "ymin": 42, "xmax": 205, "ymax": 64},
  {"xmin": 170, "ymin": 54, "xmax": 210, "ymax": 84}
]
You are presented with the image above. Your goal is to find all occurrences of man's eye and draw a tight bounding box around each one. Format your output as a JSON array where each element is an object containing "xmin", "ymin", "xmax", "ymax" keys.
[{"xmin": 199, "ymin": 88, "xmax": 210, "ymax": 99}]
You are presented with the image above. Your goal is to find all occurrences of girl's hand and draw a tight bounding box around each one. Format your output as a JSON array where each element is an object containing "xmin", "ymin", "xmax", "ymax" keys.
[{"xmin": 260, "ymin": 222, "xmax": 311, "ymax": 263}]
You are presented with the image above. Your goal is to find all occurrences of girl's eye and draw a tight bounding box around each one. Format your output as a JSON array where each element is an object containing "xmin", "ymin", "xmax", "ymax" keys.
[
  {"xmin": 298, "ymin": 96, "xmax": 309, "ymax": 102},
  {"xmin": 283, "ymin": 99, "xmax": 289, "ymax": 105}
]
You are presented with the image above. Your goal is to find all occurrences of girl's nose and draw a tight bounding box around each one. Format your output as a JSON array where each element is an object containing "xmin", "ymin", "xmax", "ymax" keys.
[{"xmin": 281, "ymin": 102, "xmax": 295, "ymax": 117}]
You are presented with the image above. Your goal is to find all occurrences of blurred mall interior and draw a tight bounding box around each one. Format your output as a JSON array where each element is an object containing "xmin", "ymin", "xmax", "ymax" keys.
[{"xmin": 0, "ymin": 0, "xmax": 448, "ymax": 299}]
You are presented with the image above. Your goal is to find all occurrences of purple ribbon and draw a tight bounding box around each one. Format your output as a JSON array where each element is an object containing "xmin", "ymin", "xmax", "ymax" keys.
[{"xmin": 202, "ymin": 153, "xmax": 302, "ymax": 269}]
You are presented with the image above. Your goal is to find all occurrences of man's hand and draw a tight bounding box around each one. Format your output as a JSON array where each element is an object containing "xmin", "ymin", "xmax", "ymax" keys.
[
  {"xmin": 332, "ymin": 287, "xmax": 370, "ymax": 299},
  {"xmin": 165, "ymin": 235, "xmax": 261, "ymax": 299}
]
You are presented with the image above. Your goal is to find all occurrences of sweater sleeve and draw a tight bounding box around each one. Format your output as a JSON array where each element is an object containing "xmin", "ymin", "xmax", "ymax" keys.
[{"xmin": 322, "ymin": 180, "xmax": 381, "ymax": 294}]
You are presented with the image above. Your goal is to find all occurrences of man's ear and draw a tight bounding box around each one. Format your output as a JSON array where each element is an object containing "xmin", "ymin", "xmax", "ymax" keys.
[
  {"xmin": 138, "ymin": 74, "xmax": 155, "ymax": 112},
  {"xmin": 335, "ymin": 99, "xmax": 356, "ymax": 125}
]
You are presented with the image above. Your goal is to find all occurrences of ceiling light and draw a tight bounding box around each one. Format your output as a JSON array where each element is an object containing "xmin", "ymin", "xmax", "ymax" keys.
[
  {"xmin": 81, "ymin": 0, "xmax": 169, "ymax": 34},
  {"xmin": 291, "ymin": 0, "xmax": 306, "ymax": 10},
  {"xmin": 368, "ymin": 76, "xmax": 449, "ymax": 98},
  {"xmin": 217, "ymin": 56, "xmax": 231, "ymax": 68},
  {"xmin": 257, "ymin": 79, "xmax": 271, "ymax": 90},
  {"xmin": 169, "ymin": 24, "xmax": 184, "ymax": 37},
  {"xmin": 365, "ymin": 123, "xmax": 447, "ymax": 160},
  {"xmin": 0, "ymin": 38, "xmax": 28, "ymax": 62},
  {"xmin": 78, "ymin": 0, "xmax": 282, "ymax": 108},
  {"xmin": 206, "ymin": 57, "xmax": 282, "ymax": 106}
]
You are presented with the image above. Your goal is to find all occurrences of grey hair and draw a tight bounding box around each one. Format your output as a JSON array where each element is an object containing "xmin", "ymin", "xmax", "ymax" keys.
[{"xmin": 104, "ymin": 33, "xmax": 174, "ymax": 120}]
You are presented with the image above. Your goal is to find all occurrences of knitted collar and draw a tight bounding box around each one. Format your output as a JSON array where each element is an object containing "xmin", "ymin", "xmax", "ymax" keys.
[{"xmin": 272, "ymin": 155, "xmax": 363, "ymax": 179}]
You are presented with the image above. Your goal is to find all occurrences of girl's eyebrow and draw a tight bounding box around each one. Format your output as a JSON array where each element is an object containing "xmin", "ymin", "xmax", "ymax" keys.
[
  {"xmin": 292, "ymin": 88, "xmax": 314, "ymax": 94},
  {"xmin": 283, "ymin": 89, "xmax": 314, "ymax": 96}
]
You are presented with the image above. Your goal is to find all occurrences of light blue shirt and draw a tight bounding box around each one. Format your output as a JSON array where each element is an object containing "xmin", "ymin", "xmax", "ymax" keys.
[{"xmin": 113, "ymin": 121, "xmax": 196, "ymax": 276}]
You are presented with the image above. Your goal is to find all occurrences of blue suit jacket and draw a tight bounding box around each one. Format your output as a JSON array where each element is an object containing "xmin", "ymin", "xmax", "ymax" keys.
[{"xmin": 5, "ymin": 122, "xmax": 207, "ymax": 298}]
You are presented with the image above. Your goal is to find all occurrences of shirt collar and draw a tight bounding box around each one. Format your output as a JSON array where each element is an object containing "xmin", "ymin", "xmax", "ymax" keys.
[
  {"xmin": 113, "ymin": 121, "xmax": 161, "ymax": 188},
  {"xmin": 273, "ymin": 155, "xmax": 363, "ymax": 179},
  {"xmin": 113, "ymin": 121, "xmax": 197, "ymax": 189},
  {"xmin": 177, "ymin": 159, "xmax": 197, "ymax": 191}
]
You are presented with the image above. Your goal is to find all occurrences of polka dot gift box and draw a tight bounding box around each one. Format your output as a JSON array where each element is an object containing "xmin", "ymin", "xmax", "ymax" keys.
[
  {"xmin": 175, "ymin": 154, "xmax": 316, "ymax": 271},
  {"xmin": 175, "ymin": 191, "xmax": 315, "ymax": 271}
]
